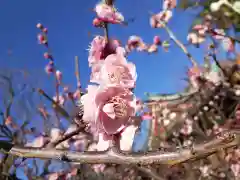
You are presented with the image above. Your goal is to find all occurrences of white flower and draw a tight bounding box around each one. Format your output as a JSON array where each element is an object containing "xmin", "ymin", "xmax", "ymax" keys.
[
  {"xmin": 210, "ymin": 2, "xmax": 222, "ymax": 12},
  {"xmin": 50, "ymin": 128, "xmax": 62, "ymax": 141},
  {"xmin": 120, "ymin": 125, "xmax": 137, "ymax": 151}
]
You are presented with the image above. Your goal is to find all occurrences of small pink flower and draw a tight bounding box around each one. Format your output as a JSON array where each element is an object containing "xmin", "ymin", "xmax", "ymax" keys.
[
  {"xmin": 187, "ymin": 32, "xmax": 205, "ymax": 44},
  {"xmin": 82, "ymin": 85, "xmax": 136, "ymax": 135},
  {"xmin": 231, "ymin": 163, "xmax": 240, "ymax": 177},
  {"xmin": 47, "ymin": 173, "xmax": 59, "ymax": 180},
  {"xmin": 92, "ymin": 163, "xmax": 106, "ymax": 173},
  {"xmin": 126, "ymin": 35, "xmax": 147, "ymax": 52},
  {"xmin": 91, "ymin": 47, "xmax": 137, "ymax": 88},
  {"xmin": 222, "ymin": 37, "xmax": 235, "ymax": 52},
  {"xmin": 148, "ymin": 44, "xmax": 158, "ymax": 53},
  {"xmin": 88, "ymin": 36, "xmax": 120, "ymax": 66},
  {"xmin": 93, "ymin": 17, "xmax": 102, "ymax": 27},
  {"xmin": 37, "ymin": 34, "xmax": 47, "ymax": 44},
  {"xmin": 53, "ymin": 95, "xmax": 65, "ymax": 105},
  {"xmin": 36, "ymin": 23, "xmax": 43, "ymax": 29},
  {"xmin": 95, "ymin": 3, "xmax": 124, "ymax": 24},
  {"xmin": 163, "ymin": 0, "xmax": 177, "ymax": 10},
  {"xmin": 43, "ymin": 27, "xmax": 48, "ymax": 33},
  {"xmin": 44, "ymin": 52, "xmax": 51, "ymax": 59},
  {"xmin": 55, "ymin": 70, "xmax": 62, "ymax": 82},
  {"xmin": 45, "ymin": 62, "xmax": 54, "ymax": 74},
  {"xmin": 150, "ymin": 10, "xmax": 172, "ymax": 28},
  {"xmin": 212, "ymin": 29, "xmax": 225, "ymax": 40},
  {"xmin": 153, "ymin": 36, "xmax": 161, "ymax": 45}
]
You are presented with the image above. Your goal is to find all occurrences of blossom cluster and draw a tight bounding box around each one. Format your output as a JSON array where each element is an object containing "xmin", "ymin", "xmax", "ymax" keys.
[
  {"xmin": 150, "ymin": 0, "xmax": 176, "ymax": 28},
  {"xmin": 82, "ymin": 0, "xmax": 138, "ymax": 151},
  {"xmin": 187, "ymin": 15, "xmax": 235, "ymax": 52}
]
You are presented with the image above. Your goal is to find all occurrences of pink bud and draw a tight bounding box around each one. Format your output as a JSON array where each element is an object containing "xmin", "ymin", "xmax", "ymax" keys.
[
  {"xmin": 45, "ymin": 63, "xmax": 54, "ymax": 74},
  {"xmin": 55, "ymin": 70, "xmax": 62, "ymax": 82},
  {"xmin": 93, "ymin": 18, "xmax": 102, "ymax": 27},
  {"xmin": 36, "ymin": 23, "xmax": 43, "ymax": 29},
  {"xmin": 38, "ymin": 34, "xmax": 44, "ymax": 43},
  {"xmin": 153, "ymin": 36, "xmax": 161, "ymax": 45},
  {"xmin": 148, "ymin": 44, "xmax": 158, "ymax": 53},
  {"xmin": 43, "ymin": 28, "xmax": 48, "ymax": 33},
  {"xmin": 37, "ymin": 34, "xmax": 47, "ymax": 44},
  {"xmin": 43, "ymin": 52, "xmax": 51, "ymax": 59}
]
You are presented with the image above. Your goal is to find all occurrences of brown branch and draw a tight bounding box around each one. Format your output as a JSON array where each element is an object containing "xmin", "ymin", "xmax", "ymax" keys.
[
  {"xmin": 46, "ymin": 123, "xmax": 86, "ymax": 148},
  {"xmin": 136, "ymin": 166, "xmax": 166, "ymax": 180},
  {"xmin": 36, "ymin": 88, "xmax": 70, "ymax": 118},
  {"xmin": 8, "ymin": 130, "xmax": 239, "ymax": 165}
]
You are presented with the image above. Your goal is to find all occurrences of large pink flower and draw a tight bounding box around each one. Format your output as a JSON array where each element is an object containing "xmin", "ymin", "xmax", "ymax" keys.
[
  {"xmin": 88, "ymin": 36, "xmax": 120, "ymax": 66},
  {"xmin": 95, "ymin": 3, "xmax": 124, "ymax": 24},
  {"xmin": 82, "ymin": 85, "xmax": 136, "ymax": 135},
  {"xmin": 91, "ymin": 47, "xmax": 137, "ymax": 88}
]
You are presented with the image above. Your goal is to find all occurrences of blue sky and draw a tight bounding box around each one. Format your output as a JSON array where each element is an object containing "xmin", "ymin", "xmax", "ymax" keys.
[
  {"xmin": 0, "ymin": 0, "xmax": 230, "ymax": 179},
  {"xmin": 0, "ymin": 0, "xmax": 218, "ymax": 98}
]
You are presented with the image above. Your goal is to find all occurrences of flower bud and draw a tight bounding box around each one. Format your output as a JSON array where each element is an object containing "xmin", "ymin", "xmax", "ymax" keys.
[
  {"xmin": 45, "ymin": 63, "xmax": 54, "ymax": 74},
  {"xmin": 36, "ymin": 23, "xmax": 43, "ymax": 29},
  {"xmin": 43, "ymin": 28, "xmax": 48, "ymax": 33},
  {"xmin": 43, "ymin": 52, "xmax": 51, "ymax": 59},
  {"xmin": 153, "ymin": 36, "xmax": 161, "ymax": 45},
  {"xmin": 37, "ymin": 34, "xmax": 47, "ymax": 44},
  {"xmin": 93, "ymin": 18, "xmax": 102, "ymax": 27},
  {"xmin": 55, "ymin": 70, "xmax": 62, "ymax": 82}
]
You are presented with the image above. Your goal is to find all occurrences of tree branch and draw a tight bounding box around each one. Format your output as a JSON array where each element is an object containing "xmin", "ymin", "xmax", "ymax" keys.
[
  {"xmin": 158, "ymin": 21, "xmax": 198, "ymax": 67},
  {"xmin": 8, "ymin": 130, "xmax": 239, "ymax": 165},
  {"xmin": 46, "ymin": 123, "xmax": 87, "ymax": 148},
  {"xmin": 136, "ymin": 166, "xmax": 166, "ymax": 180}
]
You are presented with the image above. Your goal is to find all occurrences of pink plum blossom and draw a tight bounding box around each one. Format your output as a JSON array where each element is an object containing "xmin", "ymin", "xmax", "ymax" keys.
[
  {"xmin": 222, "ymin": 37, "xmax": 235, "ymax": 52},
  {"xmin": 55, "ymin": 70, "xmax": 62, "ymax": 82},
  {"xmin": 163, "ymin": 0, "xmax": 177, "ymax": 10},
  {"xmin": 91, "ymin": 47, "xmax": 137, "ymax": 88},
  {"xmin": 126, "ymin": 36, "xmax": 145, "ymax": 51},
  {"xmin": 211, "ymin": 29, "xmax": 225, "ymax": 40},
  {"xmin": 53, "ymin": 95, "xmax": 65, "ymax": 105},
  {"xmin": 95, "ymin": 2, "xmax": 124, "ymax": 24},
  {"xmin": 88, "ymin": 36, "xmax": 107, "ymax": 66},
  {"xmin": 45, "ymin": 62, "xmax": 54, "ymax": 74},
  {"xmin": 150, "ymin": 10, "xmax": 173, "ymax": 28},
  {"xmin": 153, "ymin": 35, "xmax": 161, "ymax": 45},
  {"xmin": 147, "ymin": 44, "xmax": 158, "ymax": 53},
  {"xmin": 187, "ymin": 32, "xmax": 205, "ymax": 45},
  {"xmin": 88, "ymin": 36, "xmax": 120, "ymax": 66},
  {"xmin": 120, "ymin": 125, "xmax": 138, "ymax": 151},
  {"xmin": 82, "ymin": 85, "xmax": 136, "ymax": 135}
]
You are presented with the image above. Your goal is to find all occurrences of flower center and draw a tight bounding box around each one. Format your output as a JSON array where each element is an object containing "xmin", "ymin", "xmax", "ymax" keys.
[
  {"xmin": 107, "ymin": 68, "xmax": 129, "ymax": 85},
  {"xmin": 108, "ymin": 96, "xmax": 128, "ymax": 119}
]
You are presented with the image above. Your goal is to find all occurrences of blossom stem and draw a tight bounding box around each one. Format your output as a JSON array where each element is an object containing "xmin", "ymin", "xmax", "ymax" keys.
[
  {"xmin": 160, "ymin": 21, "xmax": 198, "ymax": 67},
  {"xmin": 74, "ymin": 56, "xmax": 82, "ymax": 99},
  {"xmin": 103, "ymin": 23, "xmax": 109, "ymax": 42}
]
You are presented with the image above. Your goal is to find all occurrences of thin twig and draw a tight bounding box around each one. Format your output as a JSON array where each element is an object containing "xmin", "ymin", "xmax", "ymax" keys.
[
  {"xmin": 159, "ymin": 21, "xmax": 198, "ymax": 67},
  {"xmin": 75, "ymin": 56, "xmax": 81, "ymax": 95},
  {"xmin": 46, "ymin": 123, "xmax": 86, "ymax": 148}
]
